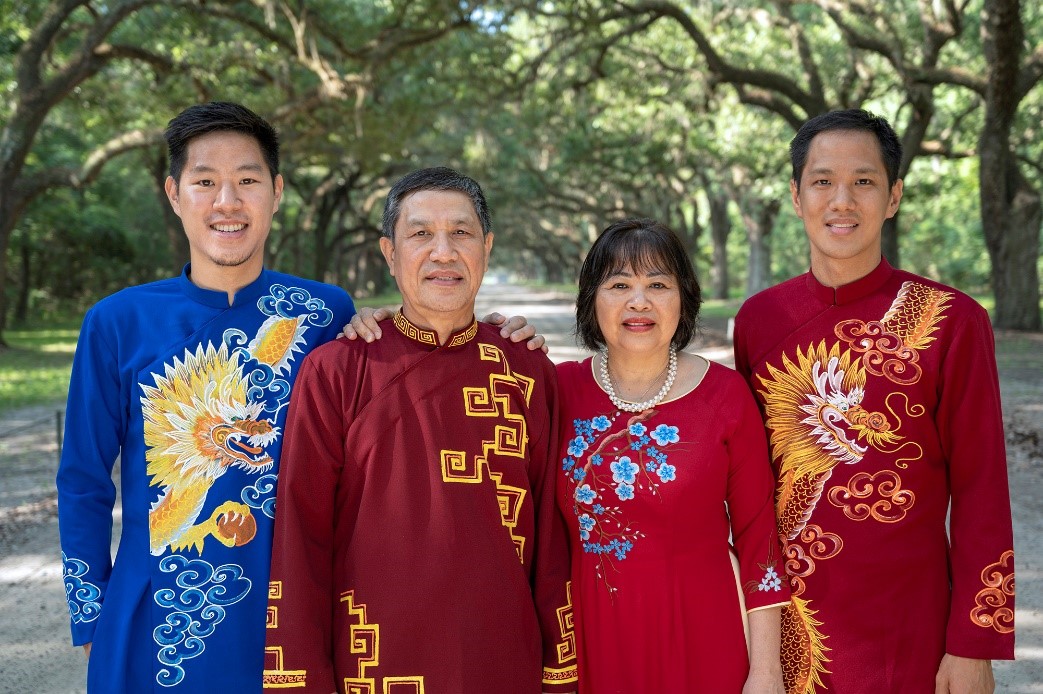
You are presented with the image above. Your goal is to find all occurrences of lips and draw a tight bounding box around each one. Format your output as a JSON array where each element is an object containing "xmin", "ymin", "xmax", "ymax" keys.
[
  {"xmin": 826, "ymin": 220, "xmax": 858, "ymax": 232},
  {"xmin": 212, "ymin": 223, "xmax": 247, "ymax": 232},
  {"xmin": 622, "ymin": 318, "xmax": 655, "ymax": 331},
  {"xmin": 426, "ymin": 271, "xmax": 463, "ymax": 283}
]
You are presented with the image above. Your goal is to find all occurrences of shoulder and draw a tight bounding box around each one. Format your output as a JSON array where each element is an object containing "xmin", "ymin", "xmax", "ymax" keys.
[
  {"xmin": 890, "ymin": 270, "xmax": 986, "ymax": 317},
  {"xmin": 735, "ymin": 273, "xmax": 807, "ymax": 322},
  {"xmin": 263, "ymin": 271, "xmax": 355, "ymax": 314},
  {"xmin": 475, "ymin": 323, "xmax": 555, "ymax": 375},
  {"xmin": 83, "ymin": 277, "xmax": 181, "ymax": 335}
]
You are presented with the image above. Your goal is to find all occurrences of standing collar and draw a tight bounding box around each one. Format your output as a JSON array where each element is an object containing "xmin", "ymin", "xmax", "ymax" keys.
[
  {"xmin": 805, "ymin": 258, "xmax": 894, "ymax": 306},
  {"xmin": 177, "ymin": 263, "xmax": 270, "ymax": 309},
  {"xmin": 393, "ymin": 311, "xmax": 479, "ymax": 348}
]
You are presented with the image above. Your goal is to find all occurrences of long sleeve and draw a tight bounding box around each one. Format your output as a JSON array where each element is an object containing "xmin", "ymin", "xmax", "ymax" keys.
[
  {"xmin": 724, "ymin": 376, "xmax": 790, "ymax": 612},
  {"xmin": 938, "ymin": 304, "xmax": 1015, "ymax": 659},
  {"xmin": 56, "ymin": 308, "xmax": 124, "ymax": 646},
  {"xmin": 527, "ymin": 364, "xmax": 579, "ymax": 692},
  {"xmin": 264, "ymin": 355, "xmax": 343, "ymax": 691}
]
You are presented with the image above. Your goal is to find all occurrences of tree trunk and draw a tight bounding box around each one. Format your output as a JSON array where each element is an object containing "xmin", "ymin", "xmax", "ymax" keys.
[
  {"xmin": 14, "ymin": 231, "xmax": 32, "ymax": 325},
  {"xmin": 742, "ymin": 200, "xmax": 779, "ymax": 298},
  {"xmin": 707, "ymin": 190, "xmax": 731, "ymax": 300},
  {"xmin": 979, "ymin": 0, "xmax": 1041, "ymax": 330}
]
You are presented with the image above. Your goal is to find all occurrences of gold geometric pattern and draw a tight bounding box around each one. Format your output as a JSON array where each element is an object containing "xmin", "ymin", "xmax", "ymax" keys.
[
  {"xmin": 440, "ymin": 343, "xmax": 535, "ymax": 559},
  {"xmin": 542, "ymin": 580, "xmax": 578, "ymax": 685},
  {"xmin": 341, "ymin": 590, "xmax": 425, "ymax": 694},
  {"xmin": 264, "ymin": 581, "xmax": 307, "ymax": 688},
  {"xmin": 392, "ymin": 311, "xmax": 478, "ymax": 348}
]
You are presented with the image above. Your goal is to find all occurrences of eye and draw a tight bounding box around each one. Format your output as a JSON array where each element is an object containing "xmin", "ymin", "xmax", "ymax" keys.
[
  {"xmin": 814, "ymin": 178, "xmax": 830, "ymax": 186},
  {"xmin": 240, "ymin": 177, "xmax": 258, "ymax": 185},
  {"xmin": 196, "ymin": 179, "xmax": 214, "ymax": 187},
  {"xmin": 856, "ymin": 178, "xmax": 873, "ymax": 185}
]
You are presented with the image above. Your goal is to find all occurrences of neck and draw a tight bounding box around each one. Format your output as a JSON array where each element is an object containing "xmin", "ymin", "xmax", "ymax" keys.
[
  {"xmin": 188, "ymin": 262, "xmax": 263, "ymax": 306},
  {"xmin": 811, "ymin": 253, "xmax": 881, "ymax": 289},
  {"xmin": 401, "ymin": 305, "xmax": 474, "ymax": 345},
  {"xmin": 603, "ymin": 346, "xmax": 671, "ymax": 393}
]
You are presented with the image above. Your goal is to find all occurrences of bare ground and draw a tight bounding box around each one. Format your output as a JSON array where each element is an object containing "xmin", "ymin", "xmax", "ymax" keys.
[{"xmin": 0, "ymin": 288, "xmax": 1039, "ymax": 691}]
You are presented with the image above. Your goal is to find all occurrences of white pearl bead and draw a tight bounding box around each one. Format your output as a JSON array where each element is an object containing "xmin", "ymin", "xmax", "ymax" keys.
[{"xmin": 599, "ymin": 346, "xmax": 678, "ymax": 413}]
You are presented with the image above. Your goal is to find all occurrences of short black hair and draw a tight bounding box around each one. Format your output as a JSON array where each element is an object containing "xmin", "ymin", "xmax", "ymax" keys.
[
  {"xmin": 790, "ymin": 108, "xmax": 902, "ymax": 190},
  {"xmin": 165, "ymin": 102, "xmax": 279, "ymax": 184},
  {"xmin": 382, "ymin": 167, "xmax": 491, "ymax": 241},
  {"xmin": 575, "ymin": 218, "xmax": 702, "ymax": 351}
]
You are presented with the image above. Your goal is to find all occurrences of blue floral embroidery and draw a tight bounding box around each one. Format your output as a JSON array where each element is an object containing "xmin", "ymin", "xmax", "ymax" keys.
[
  {"xmin": 610, "ymin": 457, "xmax": 639, "ymax": 484},
  {"xmin": 651, "ymin": 424, "xmax": 680, "ymax": 446},
  {"xmin": 758, "ymin": 567, "xmax": 783, "ymax": 592},
  {"xmin": 656, "ymin": 462, "xmax": 677, "ymax": 482},
  {"xmin": 563, "ymin": 408, "xmax": 683, "ymax": 593},
  {"xmin": 575, "ymin": 484, "xmax": 597, "ymax": 504},
  {"xmin": 567, "ymin": 436, "xmax": 589, "ymax": 457},
  {"xmin": 615, "ymin": 483, "xmax": 635, "ymax": 501}
]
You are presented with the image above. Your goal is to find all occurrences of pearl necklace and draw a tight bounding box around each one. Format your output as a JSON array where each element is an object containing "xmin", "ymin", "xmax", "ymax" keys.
[{"xmin": 599, "ymin": 346, "xmax": 678, "ymax": 413}]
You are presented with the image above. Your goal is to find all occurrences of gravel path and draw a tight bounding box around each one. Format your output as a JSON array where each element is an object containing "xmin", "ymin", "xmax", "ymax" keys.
[{"xmin": 1, "ymin": 284, "xmax": 1039, "ymax": 691}]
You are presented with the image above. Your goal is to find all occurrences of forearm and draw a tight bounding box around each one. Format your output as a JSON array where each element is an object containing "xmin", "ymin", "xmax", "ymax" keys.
[{"xmin": 747, "ymin": 606, "xmax": 783, "ymax": 674}]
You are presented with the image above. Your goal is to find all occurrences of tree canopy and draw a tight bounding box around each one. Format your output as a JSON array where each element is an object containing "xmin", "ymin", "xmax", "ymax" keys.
[{"xmin": 1, "ymin": 0, "xmax": 1040, "ymax": 343}]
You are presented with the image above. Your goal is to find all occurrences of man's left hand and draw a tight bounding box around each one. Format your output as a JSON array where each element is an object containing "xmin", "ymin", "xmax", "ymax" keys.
[
  {"xmin": 341, "ymin": 308, "xmax": 547, "ymax": 352},
  {"xmin": 341, "ymin": 306, "xmax": 392, "ymax": 342},
  {"xmin": 935, "ymin": 654, "xmax": 994, "ymax": 694},
  {"xmin": 484, "ymin": 312, "xmax": 547, "ymax": 352}
]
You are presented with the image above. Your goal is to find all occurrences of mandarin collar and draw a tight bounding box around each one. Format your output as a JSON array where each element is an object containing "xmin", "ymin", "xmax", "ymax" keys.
[
  {"xmin": 178, "ymin": 263, "xmax": 271, "ymax": 309},
  {"xmin": 805, "ymin": 258, "xmax": 894, "ymax": 306},
  {"xmin": 393, "ymin": 310, "xmax": 479, "ymax": 348}
]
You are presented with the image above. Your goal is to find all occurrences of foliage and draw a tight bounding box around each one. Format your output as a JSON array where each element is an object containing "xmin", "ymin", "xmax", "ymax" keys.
[{"xmin": 1, "ymin": 0, "xmax": 1041, "ymax": 335}]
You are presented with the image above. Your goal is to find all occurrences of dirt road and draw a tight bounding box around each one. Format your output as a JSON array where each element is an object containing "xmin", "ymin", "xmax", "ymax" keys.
[{"xmin": 1, "ymin": 284, "xmax": 1039, "ymax": 691}]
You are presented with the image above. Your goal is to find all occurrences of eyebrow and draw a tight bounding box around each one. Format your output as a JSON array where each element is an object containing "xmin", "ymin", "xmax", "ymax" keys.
[
  {"xmin": 188, "ymin": 163, "xmax": 266, "ymax": 174},
  {"xmin": 806, "ymin": 165, "xmax": 881, "ymax": 176},
  {"xmin": 607, "ymin": 269, "xmax": 669, "ymax": 279},
  {"xmin": 403, "ymin": 216, "xmax": 478, "ymax": 227}
]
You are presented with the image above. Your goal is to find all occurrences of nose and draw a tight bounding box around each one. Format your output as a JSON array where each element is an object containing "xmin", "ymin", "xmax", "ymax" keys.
[
  {"xmin": 213, "ymin": 182, "xmax": 242, "ymax": 211},
  {"xmin": 829, "ymin": 183, "xmax": 856, "ymax": 210},
  {"xmin": 626, "ymin": 286, "xmax": 650, "ymax": 310},
  {"xmin": 429, "ymin": 232, "xmax": 457, "ymax": 262}
]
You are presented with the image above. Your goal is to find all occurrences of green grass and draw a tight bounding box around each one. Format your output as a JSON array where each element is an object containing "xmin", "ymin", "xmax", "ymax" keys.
[
  {"xmin": 352, "ymin": 290, "xmax": 402, "ymax": 309},
  {"xmin": 0, "ymin": 322, "xmax": 80, "ymax": 414}
]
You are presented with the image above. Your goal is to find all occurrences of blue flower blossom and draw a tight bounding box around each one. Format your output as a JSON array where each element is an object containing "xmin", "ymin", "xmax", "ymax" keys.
[
  {"xmin": 615, "ymin": 483, "xmax": 635, "ymax": 501},
  {"xmin": 567, "ymin": 436, "xmax": 589, "ymax": 457},
  {"xmin": 628, "ymin": 422, "xmax": 647, "ymax": 437},
  {"xmin": 656, "ymin": 462, "xmax": 677, "ymax": 483},
  {"xmin": 630, "ymin": 440, "xmax": 642, "ymax": 450},
  {"xmin": 580, "ymin": 529, "xmax": 590, "ymax": 541},
  {"xmin": 651, "ymin": 423, "xmax": 680, "ymax": 446},
  {"xmin": 591, "ymin": 415, "xmax": 611, "ymax": 431},
  {"xmin": 573, "ymin": 468, "xmax": 586, "ymax": 482},
  {"xmin": 646, "ymin": 445, "xmax": 659, "ymax": 458},
  {"xmin": 592, "ymin": 504, "xmax": 605, "ymax": 515},
  {"xmin": 575, "ymin": 484, "xmax": 596, "ymax": 504},
  {"xmin": 645, "ymin": 461, "xmax": 658, "ymax": 473},
  {"xmin": 610, "ymin": 457, "xmax": 638, "ymax": 484},
  {"xmin": 578, "ymin": 514, "xmax": 596, "ymax": 532},
  {"xmin": 590, "ymin": 454, "xmax": 603, "ymax": 466},
  {"xmin": 562, "ymin": 457, "xmax": 575, "ymax": 472}
]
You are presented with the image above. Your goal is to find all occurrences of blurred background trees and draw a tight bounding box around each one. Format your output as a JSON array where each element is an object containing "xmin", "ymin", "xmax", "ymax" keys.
[{"xmin": 1, "ymin": 0, "xmax": 1040, "ymax": 344}]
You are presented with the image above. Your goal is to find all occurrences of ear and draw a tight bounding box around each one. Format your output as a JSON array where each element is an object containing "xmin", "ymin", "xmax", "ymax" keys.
[
  {"xmin": 482, "ymin": 232, "xmax": 494, "ymax": 271},
  {"xmin": 379, "ymin": 236, "xmax": 396, "ymax": 276},
  {"xmin": 273, "ymin": 174, "xmax": 284, "ymax": 213},
  {"xmin": 164, "ymin": 176, "xmax": 182, "ymax": 217},
  {"xmin": 886, "ymin": 179, "xmax": 904, "ymax": 218},
  {"xmin": 789, "ymin": 179, "xmax": 804, "ymax": 220}
]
